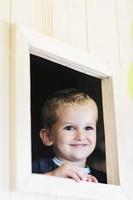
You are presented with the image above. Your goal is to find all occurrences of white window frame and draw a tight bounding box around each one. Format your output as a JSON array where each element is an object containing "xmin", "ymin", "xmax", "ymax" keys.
[{"xmin": 10, "ymin": 24, "xmax": 127, "ymax": 200}]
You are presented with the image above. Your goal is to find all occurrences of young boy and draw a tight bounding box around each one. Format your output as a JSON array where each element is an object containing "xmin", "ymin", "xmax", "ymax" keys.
[{"xmin": 32, "ymin": 88, "xmax": 107, "ymax": 183}]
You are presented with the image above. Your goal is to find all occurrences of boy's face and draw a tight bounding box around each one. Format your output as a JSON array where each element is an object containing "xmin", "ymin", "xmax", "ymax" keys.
[{"xmin": 48, "ymin": 104, "xmax": 97, "ymax": 164}]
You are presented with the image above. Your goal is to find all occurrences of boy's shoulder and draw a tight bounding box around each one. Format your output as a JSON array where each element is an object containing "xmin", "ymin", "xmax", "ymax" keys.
[
  {"xmin": 32, "ymin": 158, "xmax": 58, "ymax": 174},
  {"xmin": 90, "ymin": 167, "xmax": 107, "ymax": 183}
]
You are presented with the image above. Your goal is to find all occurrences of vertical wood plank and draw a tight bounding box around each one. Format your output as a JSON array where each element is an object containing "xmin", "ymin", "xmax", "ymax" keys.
[
  {"xmin": 52, "ymin": 0, "xmax": 88, "ymax": 51},
  {"xmin": 102, "ymin": 78, "xmax": 120, "ymax": 185},
  {"xmin": 67, "ymin": 0, "xmax": 88, "ymax": 50},
  {"xmin": 52, "ymin": 0, "xmax": 69, "ymax": 43},
  {"xmin": 0, "ymin": 0, "xmax": 10, "ymax": 198},
  {"xmin": 113, "ymin": 1, "xmax": 133, "ymax": 197},
  {"xmin": 86, "ymin": 0, "xmax": 120, "ymax": 65},
  {"xmin": 11, "ymin": 0, "xmax": 53, "ymax": 36}
]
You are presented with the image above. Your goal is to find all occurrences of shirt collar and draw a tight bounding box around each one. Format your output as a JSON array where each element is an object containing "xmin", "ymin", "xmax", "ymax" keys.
[{"xmin": 52, "ymin": 157, "xmax": 91, "ymax": 174}]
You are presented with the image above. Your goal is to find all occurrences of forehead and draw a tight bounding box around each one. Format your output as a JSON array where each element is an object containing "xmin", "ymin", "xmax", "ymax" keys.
[{"xmin": 56, "ymin": 103, "xmax": 98, "ymax": 121}]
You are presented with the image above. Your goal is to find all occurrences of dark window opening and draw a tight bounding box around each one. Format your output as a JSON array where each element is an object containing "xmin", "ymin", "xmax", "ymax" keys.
[{"xmin": 30, "ymin": 54, "xmax": 106, "ymax": 173}]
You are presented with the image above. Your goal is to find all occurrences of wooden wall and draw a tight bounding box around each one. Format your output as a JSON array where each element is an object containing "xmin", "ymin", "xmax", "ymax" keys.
[
  {"xmin": 0, "ymin": 0, "xmax": 10, "ymax": 198},
  {"xmin": 0, "ymin": 0, "xmax": 133, "ymax": 199}
]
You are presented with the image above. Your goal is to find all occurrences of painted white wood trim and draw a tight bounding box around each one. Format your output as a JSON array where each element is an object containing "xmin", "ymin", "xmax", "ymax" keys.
[
  {"xmin": 10, "ymin": 24, "xmax": 127, "ymax": 199},
  {"xmin": 20, "ymin": 25, "xmax": 120, "ymax": 78}
]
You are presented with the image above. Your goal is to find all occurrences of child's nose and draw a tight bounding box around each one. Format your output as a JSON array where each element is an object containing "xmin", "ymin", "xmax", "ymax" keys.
[{"xmin": 75, "ymin": 130, "xmax": 85, "ymax": 140}]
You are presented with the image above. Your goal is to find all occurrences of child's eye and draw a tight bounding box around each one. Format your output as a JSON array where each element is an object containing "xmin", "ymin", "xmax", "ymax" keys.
[
  {"xmin": 85, "ymin": 126, "xmax": 94, "ymax": 131},
  {"xmin": 64, "ymin": 126, "xmax": 75, "ymax": 131}
]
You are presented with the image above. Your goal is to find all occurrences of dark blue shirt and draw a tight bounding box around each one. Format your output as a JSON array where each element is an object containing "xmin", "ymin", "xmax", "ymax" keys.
[{"xmin": 32, "ymin": 158, "xmax": 107, "ymax": 183}]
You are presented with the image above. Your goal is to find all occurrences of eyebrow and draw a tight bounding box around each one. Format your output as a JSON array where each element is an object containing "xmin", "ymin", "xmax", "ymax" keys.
[
  {"xmin": 61, "ymin": 122, "xmax": 96, "ymax": 126},
  {"xmin": 61, "ymin": 122, "xmax": 75, "ymax": 125}
]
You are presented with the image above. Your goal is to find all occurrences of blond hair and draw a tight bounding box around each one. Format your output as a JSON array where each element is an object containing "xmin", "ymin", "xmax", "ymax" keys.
[{"xmin": 41, "ymin": 88, "xmax": 98, "ymax": 129}]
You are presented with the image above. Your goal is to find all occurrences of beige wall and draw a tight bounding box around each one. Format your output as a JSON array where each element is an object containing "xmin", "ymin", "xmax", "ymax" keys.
[
  {"xmin": 0, "ymin": 0, "xmax": 133, "ymax": 199},
  {"xmin": 0, "ymin": 0, "xmax": 10, "ymax": 196}
]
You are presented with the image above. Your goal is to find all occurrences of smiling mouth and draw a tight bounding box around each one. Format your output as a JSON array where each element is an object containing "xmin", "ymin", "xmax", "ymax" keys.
[{"xmin": 70, "ymin": 144, "xmax": 88, "ymax": 147}]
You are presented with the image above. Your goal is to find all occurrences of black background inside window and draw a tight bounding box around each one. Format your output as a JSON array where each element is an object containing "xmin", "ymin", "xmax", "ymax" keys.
[{"xmin": 30, "ymin": 54, "xmax": 106, "ymax": 173}]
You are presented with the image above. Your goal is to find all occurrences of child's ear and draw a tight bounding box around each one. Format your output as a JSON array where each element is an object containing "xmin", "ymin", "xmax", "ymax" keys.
[{"xmin": 40, "ymin": 129, "xmax": 53, "ymax": 146}]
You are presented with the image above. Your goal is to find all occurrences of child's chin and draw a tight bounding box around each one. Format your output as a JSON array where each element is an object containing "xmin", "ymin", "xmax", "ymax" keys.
[{"xmin": 70, "ymin": 155, "xmax": 87, "ymax": 161}]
